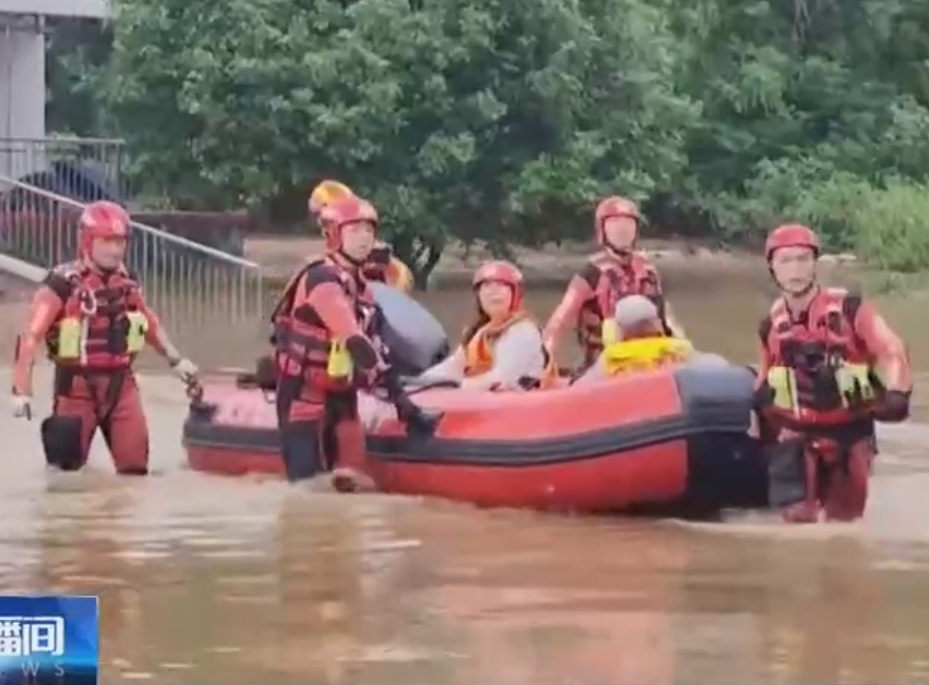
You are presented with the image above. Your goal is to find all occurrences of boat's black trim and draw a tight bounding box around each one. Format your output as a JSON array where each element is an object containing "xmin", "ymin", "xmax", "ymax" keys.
[
  {"xmin": 184, "ymin": 412, "xmax": 746, "ymax": 467},
  {"xmin": 183, "ymin": 364, "xmax": 757, "ymax": 468}
]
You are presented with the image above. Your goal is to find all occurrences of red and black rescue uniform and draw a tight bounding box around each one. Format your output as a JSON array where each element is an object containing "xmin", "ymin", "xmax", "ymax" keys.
[
  {"xmin": 270, "ymin": 255, "xmax": 384, "ymax": 482},
  {"xmin": 12, "ymin": 261, "xmax": 157, "ymax": 473},
  {"xmin": 756, "ymin": 287, "xmax": 912, "ymax": 521},
  {"xmin": 553, "ymin": 252, "xmax": 670, "ymax": 368}
]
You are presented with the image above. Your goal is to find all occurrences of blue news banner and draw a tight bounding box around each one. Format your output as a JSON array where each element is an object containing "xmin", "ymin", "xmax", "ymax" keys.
[{"xmin": 0, "ymin": 596, "xmax": 98, "ymax": 685}]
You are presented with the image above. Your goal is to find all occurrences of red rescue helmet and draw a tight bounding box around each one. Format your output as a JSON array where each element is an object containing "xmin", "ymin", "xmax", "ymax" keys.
[
  {"xmin": 472, "ymin": 260, "xmax": 524, "ymax": 312},
  {"xmin": 319, "ymin": 196, "xmax": 378, "ymax": 251},
  {"xmin": 79, "ymin": 201, "xmax": 130, "ymax": 255},
  {"xmin": 308, "ymin": 180, "xmax": 355, "ymax": 218},
  {"xmin": 594, "ymin": 196, "xmax": 640, "ymax": 245},
  {"xmin": 765, "ymin": 223, "xmax": 820, "ymax": 261}
]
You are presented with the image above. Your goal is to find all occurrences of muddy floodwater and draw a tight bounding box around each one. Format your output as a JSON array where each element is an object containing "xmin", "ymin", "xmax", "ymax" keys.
[{"xmin": 3, "ymin": 259, "xmax": 929, "ymax": 684}]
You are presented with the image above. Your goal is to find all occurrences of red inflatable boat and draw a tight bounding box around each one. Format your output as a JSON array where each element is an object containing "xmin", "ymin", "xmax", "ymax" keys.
[{"xmin": 183, "ymin": 363, "xmax": 777, "ymax": 514}]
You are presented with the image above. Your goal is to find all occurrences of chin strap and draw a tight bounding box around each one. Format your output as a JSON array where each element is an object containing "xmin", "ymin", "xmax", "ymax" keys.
[
  {"xmin": 605, "ymin": 241, "xmax": 635, "ymax": 259},
  {"xmin": 769, "ymin": 265, "xmax": 817, "ymax": 298},
  {"xmin": 335, "ymin": 249, "xmax": 367, "ymax": 268}
]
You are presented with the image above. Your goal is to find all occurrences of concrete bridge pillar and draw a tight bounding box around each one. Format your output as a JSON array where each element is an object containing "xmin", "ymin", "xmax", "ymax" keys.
[{"xmin": 0, "ymin": 14, "xmax": 45, "ymax": 178}]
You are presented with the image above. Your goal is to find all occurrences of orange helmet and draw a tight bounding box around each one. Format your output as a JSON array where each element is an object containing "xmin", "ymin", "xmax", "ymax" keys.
[
  {"xmin": 765, "ymin": 223, "xmax": 820, "ymax": 261},
  {"xmin": 472, "ymin": 260, "xmax": 524, "ymax": 311},
  {"xmin": 78, "ymin": 200, "xmax": 130, "ymax": 255},
  {"xmin": 308, "ymin": 180, "xmax": 355, "ymax": 218},
  {"xmin": 319, "ymin": 196, "xmax": 378, "ymax": 251},
  {"xmin": 594, "ymin": 196, "xmax": 640, "ymax": 244}
]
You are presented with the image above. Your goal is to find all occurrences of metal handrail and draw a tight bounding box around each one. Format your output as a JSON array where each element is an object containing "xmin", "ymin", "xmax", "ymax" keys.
[
  {"xmin": 0, "ymin": 178, "xmax": 259, "ymax": 268},
  {"xmin": 0, "ymin": 178, "xmax": 267, "ymax": 370},
  {"xmin": 0, "ymin": 136, "xmax": 125, "ymax": 145}
]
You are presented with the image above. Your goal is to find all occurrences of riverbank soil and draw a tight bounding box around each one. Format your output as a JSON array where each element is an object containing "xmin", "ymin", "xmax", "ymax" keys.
[{"xmin": 244, "ymin": 236, "xmax": 766, "ymax": 286}]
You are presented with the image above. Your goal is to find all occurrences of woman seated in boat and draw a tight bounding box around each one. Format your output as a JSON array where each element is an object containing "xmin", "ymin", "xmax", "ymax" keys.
[
  {"xmin": 576, "ymin": 295, "xmax": 697, "ymax": 382},
  {"xmin": 415, "ymin": 260, "xmax": 555, "ymax": 390}
]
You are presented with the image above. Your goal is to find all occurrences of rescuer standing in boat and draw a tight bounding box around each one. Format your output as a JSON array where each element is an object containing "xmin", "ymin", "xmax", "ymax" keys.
[
  {"xmin": 416, "ymin": 260, "xmax": 554, "ymax": 390},
  {"xmin": 754, "ymin": 223, "xmax": 913, "ymax": 522},
  {"xmin": 542, "ymin": 195, "xmax": 685, "ymax": 370},
  {"xmin": 271, "ymin": 195, "xmax": 428, "ymax": 491},
  {"xmin": 9, "ymin": 200, "xmax": 199, "ymax": 474},
  {"xmin": 308, "ymin": 180, "xmax": 415, "ymax": 292}
]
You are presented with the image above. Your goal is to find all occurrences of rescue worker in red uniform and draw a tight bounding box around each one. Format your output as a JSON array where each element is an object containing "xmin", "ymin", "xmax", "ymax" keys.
[
  {"xmin": 9, "ymin": 200, "xmax": 199, "ymax": 474},
  {"xmin": 542, "ymin": 196, "xmax": 684, "ymax": 369},
  {"xmin": 308, "ymin": 180, "xmax": 414, "ymax": 292},
  {"xmin": 271, "ymin": 195, "xmax": 430, "ymax": 490},
  {"xmin": 754, "ymin": 224, "xmax": 912, "ymax": 522}
]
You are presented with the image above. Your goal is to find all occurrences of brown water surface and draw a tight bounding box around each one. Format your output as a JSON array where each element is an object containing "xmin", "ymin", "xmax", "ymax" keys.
[{"xmin": 2, "ymin": 260, "xmax": 929, "ymax": 684}]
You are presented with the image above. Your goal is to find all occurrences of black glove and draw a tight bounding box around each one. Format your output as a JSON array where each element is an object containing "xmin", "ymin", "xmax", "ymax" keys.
[
  {"xmin": 381, "ymin": 367, "xmax": 442, "ymax": 434},
  {"xmin": 842, "ymin": 377, "xmax": 871, "ymax": 411},
  {"xmin": 393, "ymin": 392, "xmax": 442, "ymax": 435},
  {"xmin": 873, "ymin": 389, "xmax": 910, "ymax": 422},
  {"xmin": 752, "ymin": 382, "xmax": 775, "ymax": 411}
]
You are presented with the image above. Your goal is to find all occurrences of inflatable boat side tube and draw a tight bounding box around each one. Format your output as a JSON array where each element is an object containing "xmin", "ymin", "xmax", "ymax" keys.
[{"xmin": 183, "ymin": 364, "xmax": 756, "ymax": 467}]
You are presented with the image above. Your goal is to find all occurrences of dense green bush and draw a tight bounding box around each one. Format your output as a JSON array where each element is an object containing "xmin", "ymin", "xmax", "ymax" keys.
[
  {"xmin": 851, "ymin": 181, "xmax": 929, "ymax": 273},
  {"xmin": 709, "ymin": 158, "xmax": 872, "ymax": 250}
]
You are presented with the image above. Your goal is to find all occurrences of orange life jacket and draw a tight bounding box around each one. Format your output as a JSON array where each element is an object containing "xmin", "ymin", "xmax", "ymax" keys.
[
  {"xmin": 461, "ymin": 312, "xmax": 557, "ymax": 388},
  {"xmin": 760, "ymin": 288, "xmax": 873, "ymax": 426},
  {"xmin": 271, "ymin": 256, "xmax": 379, "ymax": 395},
  {"xmin": 576, "ymin": 252, "xmax": 666, "ymax": 365},
  {"xmin": 43, "ymin": 261, "xmax": 146, "ymax": 370}
]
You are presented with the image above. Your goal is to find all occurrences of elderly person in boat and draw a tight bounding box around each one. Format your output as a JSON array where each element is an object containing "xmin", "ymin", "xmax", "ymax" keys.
[
  {"xmin": 576, "ymin": 295, "xmax": 701, "ymax": 382},
  {"xmin": 415, "ymin": 260, "xmax": 554, "ymax": 391}
]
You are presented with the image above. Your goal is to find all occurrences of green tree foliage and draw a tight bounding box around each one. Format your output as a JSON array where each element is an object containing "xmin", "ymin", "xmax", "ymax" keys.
[
  {"xmin": 45, "ymin": 0, "xmax": 929, "ymax": 277},
  {"xmin": 676, "ymin": 0, "xmax": 929, "ymax": 251},
  {"xmin": 100, "ymin": 0, "xmax": 696, "ymax": 276},
  {"xmin": 46, "ymin": 18, "xmax": 112, "ymax": 136}
]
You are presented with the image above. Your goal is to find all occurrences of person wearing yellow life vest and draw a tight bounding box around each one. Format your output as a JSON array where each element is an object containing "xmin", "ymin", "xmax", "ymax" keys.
[
  {"xmin": 753, "ymin": 223, "xmax": 912, "ymax": 522},
  {"xmin": 308, "ymin": 180, "xmax": 415, "ymax": 292},
  {"xmin": 10, "ymin": 201, "xmax": 198, "ymax": 475},
  {"xmin": 417, "ymin": 260, "xmax": 554, "ymax": 390},
  {"xmin": 576, "ymin": 295, "xmax": 695, "ymax": 382}
]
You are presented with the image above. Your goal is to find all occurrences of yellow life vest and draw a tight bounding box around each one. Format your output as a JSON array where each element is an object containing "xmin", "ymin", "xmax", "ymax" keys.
[
  {"xmin": 766, "ymin": 363, "xmax": 876, "ymax": 417},
  {"xmin": 601, "ymin": 336, "xmax": 694, "ymax": 376},
  {"xmin": 387, "ymin": 256, "xmax": 414, "ymax": 293},
  {"xmin": 601, "ymin": 318, "xmax": 618, "ymax": 347},
  {"xmin": 56, "ymin": 311, "xmax": 149, "ymax": 360},
  {"xmin": 326, "ymin": 340, "xmax": 353, "ymax": 379},
  {"xmin": 126, "ymin": 312, "xmax": 148, "ymax": 354}
]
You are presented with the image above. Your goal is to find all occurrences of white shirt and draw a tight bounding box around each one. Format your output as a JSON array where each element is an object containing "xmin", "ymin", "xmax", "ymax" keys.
[{"xmin": 419, "ymin": 319, "xmax": 546, "ymax": 390}]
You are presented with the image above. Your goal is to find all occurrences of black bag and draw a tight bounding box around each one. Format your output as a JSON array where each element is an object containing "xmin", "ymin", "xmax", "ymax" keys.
[{"xmin": 40, "ymin": 416, "xmax": 84, "ymax": 471}]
